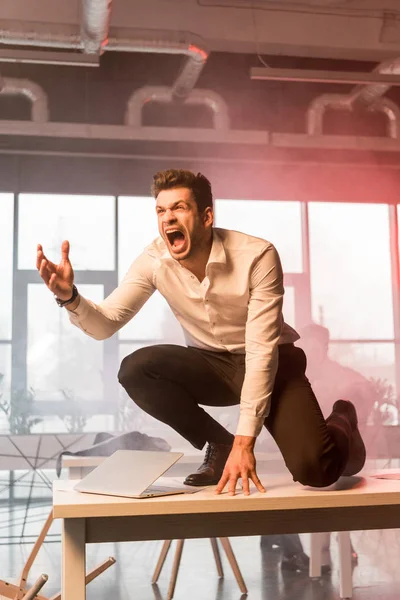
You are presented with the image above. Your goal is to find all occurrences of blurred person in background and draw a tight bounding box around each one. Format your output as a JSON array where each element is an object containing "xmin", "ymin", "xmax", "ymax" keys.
[{"xmin": 262, "ymin": 322, "xmax": 376, "ymax": 572}]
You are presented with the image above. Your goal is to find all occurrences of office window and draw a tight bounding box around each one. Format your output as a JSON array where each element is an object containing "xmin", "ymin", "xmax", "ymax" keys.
[
  {"xmin": 309, "ymin": 203, "xmax": 393, "ymax": 339},
  {"xmin": 27, "ymin": 284, "xmax": 104, "ymax": 401},
  {"xmin": 0, "ymin": 345, "xmax": 11, "ymax": 432},
  {"xmin": 18, "ymin": 194, "xmax": 116, "ymax": 271},
  {"xmin": 0, "ymin": 194, "xmax": 13, "ymax": 339},
  {"xmin": 215, "ymin": 199, "xmax": 303, "ymax": 273}
]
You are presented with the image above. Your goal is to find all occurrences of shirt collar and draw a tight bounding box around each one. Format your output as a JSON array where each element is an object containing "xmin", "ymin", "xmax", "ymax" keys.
[
  {"xmin": 158, "ymin": 228, "xmax": 226, "ymax": 266},
  {"xmin": 207, "ymin": 229, "xmax": 226, "ymax": 266}
]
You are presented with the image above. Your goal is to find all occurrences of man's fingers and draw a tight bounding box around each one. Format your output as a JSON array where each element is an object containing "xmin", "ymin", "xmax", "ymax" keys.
[
  {"xmin": 228, "ymin": 476, "xmax": 239, "ymax": 496},
  {"xmin": 250, "ymin": 471, "xmax": 266, "ymax": 493},
  {"xmin": 39, "ymin": 259, "xmax": 51, "ymax": 285},
  {"xmin": 48, "ymin": 273, "xmax": 57, "ymax": 292},
  {"xmin": 241, "ymin": 476, "xmax": 250, "ymax": 496},
  {"xmin": 36, "ymin": 244, "xmax": 46, "ymax": 270},
  {"xmin": 61, "ymin": 240, "xmax": 70, "ymax": 262},
  {"xmin": 215, "ymin": 472, "xmax": 229, "ymax": 494}
]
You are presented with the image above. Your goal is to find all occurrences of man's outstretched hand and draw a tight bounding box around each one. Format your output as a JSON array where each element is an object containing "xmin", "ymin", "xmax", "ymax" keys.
[
  {"xmin": 215, "ymin": 436, "xmax": 266, "ymax": 496},
  {"xmin": 36, "ymin": 240, "xmax": 74, "ymax": 301}
]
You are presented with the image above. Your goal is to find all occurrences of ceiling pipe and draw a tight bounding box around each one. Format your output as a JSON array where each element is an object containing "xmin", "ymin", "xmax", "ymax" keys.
[
  {"xmin": 371, "ymin": 97, "xmax": 400, "ymax": 139},
  {"xmin": 347, "ymin": 56, "xmax": 400, "ymax": 107},
  {"xmin": 307, "ymin": 93, "xmax": 400, "ymax": 139},
  {"xmin": 307, "ymin": 55, "xmax": 400, "ymax": 138},
  {"xmin": 0, "ymin": 27, "xmax": 209, "ymax": 100},
  {"xmin": 125, "ymin": 85, "xmax": 230, "ymax": 129},
  {"xmin": 0, "ymin": 77, "xmax": 49, "ymax": 122},
  {"xmin": 307, "ymin": 93, "xmax": 352, "ymax": 136},
  {"xmin": 107, "ymin": 37, "xmax": 209, "ymax": 101},
  {"xmin": 81, "ymin": 0, "xmax": 113, "ymax": 55},
  {"xmin": 171, "ymin": 44, "xmax": 208, "ymax": 100},
  {"xmin": 0, "ymin": 28, "xmax": 82, "ymax": 49}
]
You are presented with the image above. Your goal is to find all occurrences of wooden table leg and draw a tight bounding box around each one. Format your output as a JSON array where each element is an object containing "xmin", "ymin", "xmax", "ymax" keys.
[
  {"xmin": 338, "ymin": 531, "xmax": 353, "ymax": 599},
  {"xmin": 62, "ymin": 518, "xmax": 86, "ymax": 600}
]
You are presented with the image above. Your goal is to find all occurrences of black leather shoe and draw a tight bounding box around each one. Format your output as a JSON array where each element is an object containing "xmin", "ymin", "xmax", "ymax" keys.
[
  {"xmin": 260, "ymin": 535, "xmax": 283, "ymax": 550},
  {"xmin": 331, "ymin": 399, "xmax": 366, "ymax": 476},
  {"xmin": 281, "ymin": 551, "xmax": 331, "ymax": 575},
  {"xmin": 281, "ymin": 552, "xmax": 309, "ymax": 572},
  {"xmin": 183, "ymin": 442, "xmax": 233, "ymax": 486}
]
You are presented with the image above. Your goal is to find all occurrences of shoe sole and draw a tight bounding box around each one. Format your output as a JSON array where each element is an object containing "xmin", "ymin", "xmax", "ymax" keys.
[
  {"xmin": 281, "ymin": 562, "xmax": 331, "ymax": 574},
  {"xmin": 183, "ymin": 478, "xmax": 220, "ymax": 487}
]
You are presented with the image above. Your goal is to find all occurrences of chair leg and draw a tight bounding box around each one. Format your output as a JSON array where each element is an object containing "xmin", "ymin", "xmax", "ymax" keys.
[
  {"xmin": 49, "ymin": 557, "xmax": 117, "ymax": 600},
  {"xmin": 219, "ymin": 538, "xmax": 248, "ymax": 594},
  {"xmin": 17, "ymin": 510, "xmax": 54, "ymax": 595},
  {"xmin": 0, "ymin": 580, "xmax": 46, "ymax": 600},
  {"xmin": 152, "ymin": 540, "xmax": 173, "ymax": 584},
  {"xmin": 21, "ymin": 574, "xmax": 48, "ymax": 600},
  {"xmin": 167, "ymin": 540, "xmax": 185, "ymax": 600},
  {"xmin": 210, "ymin": 538, "xmax": 224, "ymax": 577}
]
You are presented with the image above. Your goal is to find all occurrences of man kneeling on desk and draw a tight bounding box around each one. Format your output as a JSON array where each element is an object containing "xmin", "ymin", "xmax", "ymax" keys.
[{"xmin": 36, "ymin": 169, "xmax": 366, "ymax": 496}]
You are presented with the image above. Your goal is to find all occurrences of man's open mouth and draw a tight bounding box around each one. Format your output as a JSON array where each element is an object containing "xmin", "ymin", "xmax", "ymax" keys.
[{"xmin": 165, "ymin": 229, "xmax": 187, "ymax": 252}]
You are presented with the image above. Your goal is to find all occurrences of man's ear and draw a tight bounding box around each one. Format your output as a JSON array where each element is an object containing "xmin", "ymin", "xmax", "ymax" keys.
[{"xmin": 203, "ymin": 207, "xmax": 214, "ymax": 227}]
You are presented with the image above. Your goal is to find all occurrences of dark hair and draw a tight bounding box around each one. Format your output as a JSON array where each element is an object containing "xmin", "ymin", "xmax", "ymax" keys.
[{"xmin": 151, "ymin": 169, "xmax": 213, "ymax": 213}]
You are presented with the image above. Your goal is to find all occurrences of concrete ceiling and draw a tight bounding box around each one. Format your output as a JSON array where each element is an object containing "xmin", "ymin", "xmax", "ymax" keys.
[{"xmin": 0, "ymin": 0, "xmax": 400, "ymax": 63}]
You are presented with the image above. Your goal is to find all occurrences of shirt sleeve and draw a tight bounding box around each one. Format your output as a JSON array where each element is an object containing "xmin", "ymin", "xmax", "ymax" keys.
[
  {"xmin": 236, "ymin": 244, "xmax": 284, "ymax": 437},
  {"xmin": 67, "ymin": 251, "xmax": 156, "ymax": 340}
]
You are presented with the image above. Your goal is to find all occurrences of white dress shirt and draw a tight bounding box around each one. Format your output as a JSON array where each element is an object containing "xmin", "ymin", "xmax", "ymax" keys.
[{"xmin": 68, "ymin": 228, "xmax": 299, "ymax": 437}]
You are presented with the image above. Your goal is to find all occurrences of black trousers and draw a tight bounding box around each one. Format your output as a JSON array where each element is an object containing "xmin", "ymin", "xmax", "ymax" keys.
[{"xmin": 118, "ymin": 343, "xmax": 352, "ymax": 488}]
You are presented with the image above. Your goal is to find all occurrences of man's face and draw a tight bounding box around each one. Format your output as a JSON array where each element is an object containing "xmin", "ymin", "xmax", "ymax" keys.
[{"xmin": 156, "ymin": 187, "xmax": 213, "ymax": 261}]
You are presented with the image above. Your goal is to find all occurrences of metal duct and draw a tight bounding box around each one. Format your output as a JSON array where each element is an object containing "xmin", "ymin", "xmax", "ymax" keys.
[
  {"xmin": 0, "ymin": 77, "xmax": 49, "ymax": 122},
  {"xmin": 0, "ymin": 27, "xmax": 209, "ymax": 100},
  {"xmin": 307, "ymin": 93, "xmax": 353, "ymax": 136},
  {"xmin": 0, "ymin": 28, "xmax": 82, "ymax": 49},
  {"xmin": 369, "ymin": 97, "xmax": 400, "ymax": 139},
  {"xmin": 307, "ymin": 92, "xmax": 400, "ymax": 139},
  {"xmin": 348, "ymin": 56, "xmax": 400, "ymax": 107},
  {"xmin": 125, "ymin": 85, "xmax": 230, "ymax": 130},
  {"xmin": 81, "ymin": 0, "xmax": 112, "ymax": 55},
  {"xmin": 171, "ymin": 44, "xmax": 208, "ymax": 100},
  {"xmin": 107, "ymin": 37, "xmax": 209, "ymax": 100},
  {"xmin": 307, "ymin": 54, "xmax": 400, "ymax": 137}
]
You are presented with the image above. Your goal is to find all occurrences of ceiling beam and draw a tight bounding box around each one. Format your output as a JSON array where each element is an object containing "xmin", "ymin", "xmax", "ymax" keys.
[{"xmin": 250, "ymin": 67, "xmax": 400, "ymax": 86}]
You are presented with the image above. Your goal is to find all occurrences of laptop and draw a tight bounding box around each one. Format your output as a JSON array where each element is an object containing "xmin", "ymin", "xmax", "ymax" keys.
[{"xmin": 73, "ymin": 450, "xmax": 202, "ymax": 499}]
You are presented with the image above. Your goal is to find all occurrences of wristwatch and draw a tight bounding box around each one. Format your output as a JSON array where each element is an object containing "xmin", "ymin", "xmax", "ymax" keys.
[{"xmin": 55, "ymin": 284, "xmax": 79, "ymax": 307}]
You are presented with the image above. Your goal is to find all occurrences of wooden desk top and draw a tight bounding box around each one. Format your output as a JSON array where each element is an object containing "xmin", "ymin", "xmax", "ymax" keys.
[{"xmin": 53, "ymin": 474, "xmax": 400, "ymax": 520}]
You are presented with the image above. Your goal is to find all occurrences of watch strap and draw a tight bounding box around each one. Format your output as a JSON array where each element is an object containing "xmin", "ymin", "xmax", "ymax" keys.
[{"xmin": 55, "ymin": 284, "xmax": 78, "ymax": 307}]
